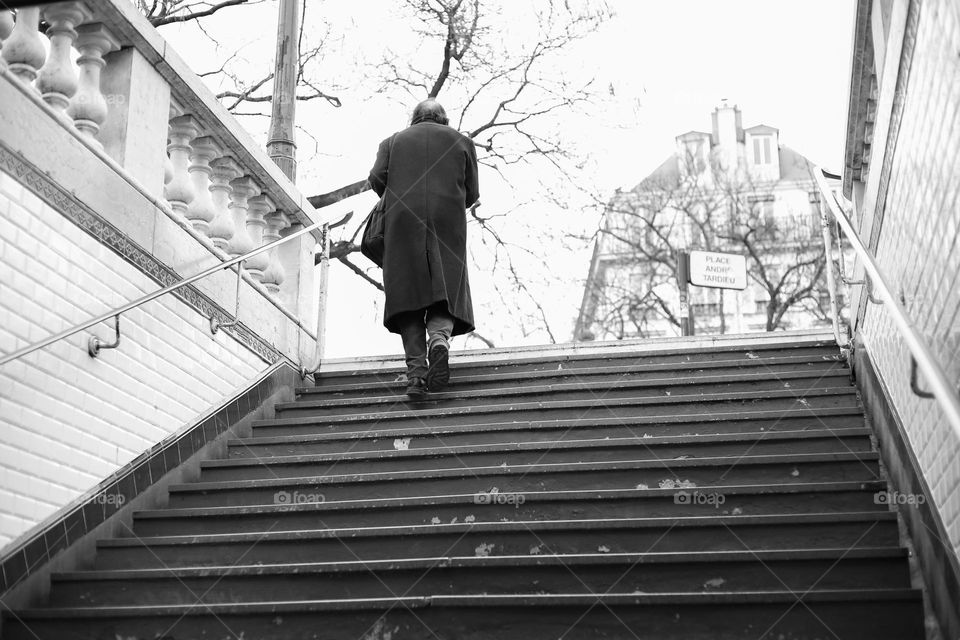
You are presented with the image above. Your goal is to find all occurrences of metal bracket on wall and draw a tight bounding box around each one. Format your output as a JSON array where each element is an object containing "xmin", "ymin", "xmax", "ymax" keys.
[
  {"xmin": 910, "ymin": 355, "xmax": 936, "ymax": 399},
  {"xmin": 865, "ymin": 277, "xmax": 884, "ymax": 305},
  {"xmin": 88, "ymin": 315, "xmax": 121, "ymax": 357}
]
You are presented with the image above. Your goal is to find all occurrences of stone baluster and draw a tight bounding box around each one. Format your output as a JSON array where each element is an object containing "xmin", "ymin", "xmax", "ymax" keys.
[
  {"xmin": 226, "ymin": 176, "xmax": 258, "ymax": 259},
  {"xmin": 162, "ymin": 104, "xmax": 178, "ymax": 191},
  {"xmin": 67, "ymin": 23, "xmax": 119, "ymax": 145},
  {"xmin": 262, "ymin": 210, "xmax": 291, "ymax": 295},
  {"xmin": 245, "ymin": 194, "xmax": 274, "ymax": 282},
  {"xmin": 36, "ymin": 3, "xmax": 90, "ymax": 116},
  {"xmin": 1, "ymin": 7, "xmax": 45, "ymax": 85},
  {"xmin": 163, "ymin": 115, "xmax": 199, "ymax": 219},
  {"xmin": 0, "ymin": 10, "xmax": 15, "ymax": 71},
  {"xmin": 208, "ymin": 157, "xmax": 241, "ymax": 251},
  {"xmin": 185, "ymin": 136, "xmax": 221, "ymax": 234}
]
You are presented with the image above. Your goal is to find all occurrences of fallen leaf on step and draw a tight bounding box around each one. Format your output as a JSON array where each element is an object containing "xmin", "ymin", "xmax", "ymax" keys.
[
  {"xmin": 465, "ymin": 515, "xmax": 476, "ymax": 523},
  {"xmin": 703, "ymin": 577, "xmax": 726, "ymax": 589},
  {"xmin": 791, "ymin": 468, "xmax": 800, "ymax": 477},
  {"xmin": 475, "ymin": 542, "xmax": 495, "ymax": 557},
  {"xmin": 635, "ymin": 483, "xmax": 649, "ymax": 490},
  {"xmin": 746, "ymin": 352, "xmax": 759, "ymax": 359},
  {"xmin": 598, "ymin": 545, "xmax": 611, "ymax": 553},
  {"xmin": 450, "ymin": 517, "xmax": 458, "ymax": 524},
  {"xmin": 393, "ymin": 438, "xmax": 411, "ymax": 450},
  {"xmin": 430, "ymin": 517, "xmax": 441, "ymax": 524},
  {"xmin": 674, "ymin": 455, "xmax": 691, "ymax": 460},
  {"xmin": 731, "ymin": 507, "xmax": 743, "ymax": 515},
  {"xmin": 529, "ymin": 545, "xmax": 543, "ymax": 555}
]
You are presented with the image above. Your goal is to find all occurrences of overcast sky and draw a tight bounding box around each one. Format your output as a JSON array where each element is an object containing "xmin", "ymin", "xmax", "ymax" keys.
[{"xmin": 159, "ymin": 0, "xmax": 856, "ymax": 356}]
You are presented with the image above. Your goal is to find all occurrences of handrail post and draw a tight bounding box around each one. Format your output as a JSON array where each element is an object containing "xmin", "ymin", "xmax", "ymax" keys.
[{"xmin": 817, "ymin": 194, "xmax": 848, "ymax": 351}]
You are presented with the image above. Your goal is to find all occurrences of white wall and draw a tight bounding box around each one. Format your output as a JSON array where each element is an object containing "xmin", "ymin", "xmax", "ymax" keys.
[{"xmin": 0, "ymin": 170, "xmax": 267, "ymax": 547}]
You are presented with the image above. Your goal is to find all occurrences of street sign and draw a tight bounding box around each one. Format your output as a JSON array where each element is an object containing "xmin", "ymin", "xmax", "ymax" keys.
[{"xmin": 688, "ymin": 251, "xmax": 747, "ymax": 290}]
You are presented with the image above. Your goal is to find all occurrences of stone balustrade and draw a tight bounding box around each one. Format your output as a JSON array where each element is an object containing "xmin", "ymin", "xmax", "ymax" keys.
[{"xmin": 0, "ymin": 1, "xmax": 327, "ymax": 314}]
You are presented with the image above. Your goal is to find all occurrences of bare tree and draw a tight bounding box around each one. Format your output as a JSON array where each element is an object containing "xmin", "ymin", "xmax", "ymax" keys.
[
  {"xmin": 137, "ymin": 0, "xmax": 252, "ymax": 27},
  {"xmin": 138, "ymin": 0, "xmax": 342, "ymax": 115}
]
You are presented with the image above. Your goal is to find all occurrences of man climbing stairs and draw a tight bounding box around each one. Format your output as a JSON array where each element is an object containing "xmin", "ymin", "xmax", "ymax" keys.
[{"xmin": 3, "ymin": 334, "xmax": 927, "ymax": 639}]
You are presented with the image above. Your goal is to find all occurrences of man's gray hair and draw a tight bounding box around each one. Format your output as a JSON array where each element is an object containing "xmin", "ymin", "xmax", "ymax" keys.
[{"xmin": 411, "ymin": 99, "xmax": 449, "ymax": 126}]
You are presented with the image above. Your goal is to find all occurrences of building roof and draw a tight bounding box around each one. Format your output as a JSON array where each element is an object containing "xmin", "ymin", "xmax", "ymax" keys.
[
  {"xmin": 630, "ymin": 143, "xmax": 815, "ymax": 192},
  {"xmin": 744, "ymin": 124, "xmax": 779, "ymax": 134},
  {"xmin": 676, "ymin": 130, "xmax": 712, "ymax": 140}
]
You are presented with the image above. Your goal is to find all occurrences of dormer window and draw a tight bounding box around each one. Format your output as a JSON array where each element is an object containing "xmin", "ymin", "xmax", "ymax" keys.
[{"xmin": 752, "ymin": 135, "xmax": 773, "ymax": 164}]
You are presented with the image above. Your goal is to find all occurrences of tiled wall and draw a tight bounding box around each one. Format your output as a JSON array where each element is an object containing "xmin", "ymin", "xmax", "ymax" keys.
[
  {"xmin": 0, "ymin": 169, "xmax": 267, "ymax": 548},
  {"xmin": 861, "ymin": 0, "xmax": 960, "ymax": 558}
]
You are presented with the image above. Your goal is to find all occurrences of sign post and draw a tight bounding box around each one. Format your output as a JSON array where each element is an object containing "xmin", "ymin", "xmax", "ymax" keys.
[{"xmin": 677, "ymin": 250, "xmax": 692, "ymax": 336}]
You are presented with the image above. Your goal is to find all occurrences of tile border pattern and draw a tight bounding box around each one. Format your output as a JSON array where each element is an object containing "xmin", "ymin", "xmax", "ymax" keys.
[
  {"xmin": 0, "ymin": 140, "xmax": 283, "ymax": 366},
  {"xmin": 0, "ymin": 362, "xmax": 297, "ymax": 595}
]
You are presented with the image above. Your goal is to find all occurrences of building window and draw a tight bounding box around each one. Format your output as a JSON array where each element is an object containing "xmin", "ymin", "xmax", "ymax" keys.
[
  {"xmin": 692, "ymin": 302, "xmax": 720, "ymax": 316},
  {"xmin": 755, "ymin": 300, "xmax": 769, "ymax": 314},
  {"xmin": 752, "ymin": 136, "xmax": 772, "ymax": 164}
]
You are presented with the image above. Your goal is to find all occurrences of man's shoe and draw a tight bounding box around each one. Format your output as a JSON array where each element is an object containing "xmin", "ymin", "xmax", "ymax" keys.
[
  {"xmin": 406, "ymin": 376, "xmax": 428, "ymax": 400},
  {"xmin": 426, "ymin": 340, "xmax": 450, "ymax": 391}
]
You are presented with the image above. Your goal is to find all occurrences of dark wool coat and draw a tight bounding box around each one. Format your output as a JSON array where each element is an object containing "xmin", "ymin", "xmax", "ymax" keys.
[{"xmin": 368, "ymin": 121, "xmax": 479, "ymax": 336}]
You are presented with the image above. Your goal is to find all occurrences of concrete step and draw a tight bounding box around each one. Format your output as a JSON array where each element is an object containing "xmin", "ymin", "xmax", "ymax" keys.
[
  {"xmin": 94, "ymin": 511, "xmax": 900, "ymax": 570},
  {"xmin": 133, "ymin": 481, "xmax": 888, "ymax": 537},
  {"xmin": 169, "ymin": 452, "xmax": 882, "ymax": 507},
  {"xmin": 239, "ymin": 409, "xmax": 866, "ymax": 453},
  {"xmin": 260, "ymin": 388, "xmax": 860, "ymax": 432},
  {"xmin": 202, "ymin": 429, "xmax": 872, "ymax": 481},
  {"xmin": 4, "ymin": 589, "xmax": 924, "ymax": 640},
  {"xmin": 276, "ymin": 377, "xmax": 855, "ymax": 418},
  {"xmin": 312, "ymin": 339, "xmax": 841, "ymax": 385},
  {"xmin": 50, "ymin": 548, "xmax": 909, "ymax": 607},
  {"xmin": 228, "ymin": 421, "xmax": 868, "ymax": 458},
  {"xmin": 301, "ymin": 355, "xmax": 848, "ymax": 398}
]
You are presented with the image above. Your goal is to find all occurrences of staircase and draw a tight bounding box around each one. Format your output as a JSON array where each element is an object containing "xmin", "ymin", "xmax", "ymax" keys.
[{"xmin": 4, "ymin": 335, "xmax": 927, "ymax": 639}]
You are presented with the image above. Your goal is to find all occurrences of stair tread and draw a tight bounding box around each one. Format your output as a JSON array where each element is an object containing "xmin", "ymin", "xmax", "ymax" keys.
[
  {"xmin": 275, "ymin": 385, "xmax": 855, "ymax": 414},
  {"xmin": 313, "ymin": 337, "xmax": 839, "ymax": 376},
  {"xmin": 13, "ymin": 588, "xmax": 921, "ymax": 618},
  {"xmin": 100, "ymin": 511, "xmax": 897, "ymax": 547},
  {"xmin": 291, "ymin": 370, "xmax": 851, "ymax": 408},
  {"xmin": 137, "ymin": 480, "xmax": 887, "ymax": 518},
  {"xmin": 55, "ymin": 547, "xmax": 908, "ymax": 580},
  {"xmin": 170, "ymin": 451, "xmax": 880, "ymax": 493},
  {"xmin": 244, "ymin": 408, "xmax": 864, "ymax": 443},
  {"xmin": 300, "ymin": 356, "xmax": 847, "ymax": 393},
  {"xmin": 262, "ymin": 388, "xmax": 857, "ymax": 428},
  {"xmin": 215, "ymin": 428, "xmax": 870, "ymax": 467}
]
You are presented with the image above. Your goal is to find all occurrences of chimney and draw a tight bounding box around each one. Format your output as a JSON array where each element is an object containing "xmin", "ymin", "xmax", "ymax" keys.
[{"xmin": 712, "ymin": 99, "xmax": 742, "ymax": 171}]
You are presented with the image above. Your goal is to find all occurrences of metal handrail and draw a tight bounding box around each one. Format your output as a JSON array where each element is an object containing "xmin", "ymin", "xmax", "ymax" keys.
[
  {"xmin": 0, "ymin": 219, "xmax": 326, "ymax": 367},
  {"xmin": 811, "ymin": 167, "xmax": 960, "ymax": 439}
]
